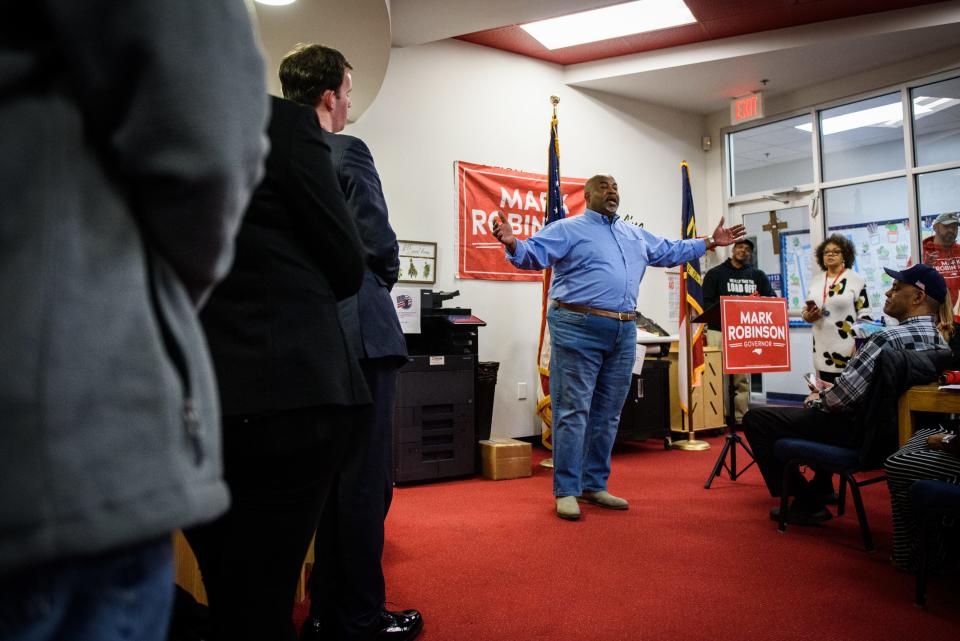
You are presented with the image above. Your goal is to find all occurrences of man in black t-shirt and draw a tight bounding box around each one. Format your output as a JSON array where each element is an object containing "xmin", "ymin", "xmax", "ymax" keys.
[
  {"xmin": 703, "ymin": 239, "xmax": 775, "ymax": 421},
  {"xmin": 703, "ymin": 238, "xmax": 775, "ymax": 305}
]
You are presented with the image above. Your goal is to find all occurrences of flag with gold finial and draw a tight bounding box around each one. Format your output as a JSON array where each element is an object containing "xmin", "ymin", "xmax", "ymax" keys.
[
  {"xmin": 536, "ymin": 97, "xmax": 565, "ymax": 450},
  {"xmin": 678, "ymin": 161, "xmax": 705, "ymax": 420}
]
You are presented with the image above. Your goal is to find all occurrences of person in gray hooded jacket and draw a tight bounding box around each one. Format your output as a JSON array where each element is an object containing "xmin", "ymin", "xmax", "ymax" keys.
[{"xmin": 0, "ymin": 2, "xmax": 268, "ymax": 640}]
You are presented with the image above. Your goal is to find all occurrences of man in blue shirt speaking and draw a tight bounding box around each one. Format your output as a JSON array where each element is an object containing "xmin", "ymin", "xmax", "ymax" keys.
[{"xmin": 492, "ymin": 174, "xmax": 745, "ymax": 520}]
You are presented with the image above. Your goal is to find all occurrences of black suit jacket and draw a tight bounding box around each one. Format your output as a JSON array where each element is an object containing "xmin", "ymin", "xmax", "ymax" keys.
[
  {"xmin": 326, "ymin": 133, "xmax": 407, "ymax": 361},
  {"xmin": 201, "ymin": 97, "xmax": 371, "ymax": 415}
]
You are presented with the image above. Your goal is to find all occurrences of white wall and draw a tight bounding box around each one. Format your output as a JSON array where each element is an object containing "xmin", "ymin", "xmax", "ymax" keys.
[{"xmin": 346, "ymin": 39, "xmax": 707, "ymax": 438}]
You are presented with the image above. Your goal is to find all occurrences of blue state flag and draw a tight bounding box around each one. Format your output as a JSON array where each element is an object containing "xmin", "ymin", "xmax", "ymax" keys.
[{"xmin": 678, "ymin": 162, "xmax": 705, "ymax": 406}]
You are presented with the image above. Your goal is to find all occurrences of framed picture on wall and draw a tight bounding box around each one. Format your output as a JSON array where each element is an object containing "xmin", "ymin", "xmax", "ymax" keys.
[{"xmin": 398, "ymin": 240, "xmax": 437, "ymax": 284}]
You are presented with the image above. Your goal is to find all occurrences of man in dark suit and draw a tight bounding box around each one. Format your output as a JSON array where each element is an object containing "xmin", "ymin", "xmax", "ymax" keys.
[
  {"xmin": 188, "ymin": 95, "xmax": 370, "ymax": 641},
  {"xmin": 280, "ymin": 44, "xmax": 421, "ymax": 641}
]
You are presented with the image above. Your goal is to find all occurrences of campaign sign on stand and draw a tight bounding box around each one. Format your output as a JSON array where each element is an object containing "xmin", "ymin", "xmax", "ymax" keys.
[{"xmin": 720, "ymin": 296, "xmax": 791, "ymax": 374}]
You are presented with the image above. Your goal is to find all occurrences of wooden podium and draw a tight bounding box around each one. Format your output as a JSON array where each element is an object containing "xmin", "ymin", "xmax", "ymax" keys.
[{"xmin": 666, "ymin": 343, "xmax": 724, "ymax": 432}]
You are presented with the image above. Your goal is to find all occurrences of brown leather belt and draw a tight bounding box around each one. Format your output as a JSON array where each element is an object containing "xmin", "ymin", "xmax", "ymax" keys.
[{"xmin": 555, "ymin": 301, "xmax": 636, "ymax": 321}]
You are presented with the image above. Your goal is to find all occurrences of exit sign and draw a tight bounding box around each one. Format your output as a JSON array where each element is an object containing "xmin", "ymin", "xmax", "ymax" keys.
[{"xmin": 730, "ymin": 92, "xmax": 764, "ymax": 124}]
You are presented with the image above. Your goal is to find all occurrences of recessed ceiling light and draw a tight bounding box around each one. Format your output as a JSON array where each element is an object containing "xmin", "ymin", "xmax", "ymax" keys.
[
  {"xmin": 255, "ymin": 0, "xmax": 296, "ymax": 6},
  {"xmin": 520, "ymin": 0, "xmax": 696, "ymax": 50}
]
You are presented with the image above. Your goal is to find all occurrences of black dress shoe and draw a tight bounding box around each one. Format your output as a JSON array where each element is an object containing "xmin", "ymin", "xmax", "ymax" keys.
[
  {"xmin": 769, "ymin": 505, "xmax": 832, "ymax": 525},
  {"xmin": 367, "ymin": 609, "xmax": 423, "ymax": 641}
]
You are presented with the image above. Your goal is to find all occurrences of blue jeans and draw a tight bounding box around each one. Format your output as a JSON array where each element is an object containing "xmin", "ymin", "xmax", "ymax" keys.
[
  {"xmin": 548, "ymin": 305, "xmax": 636, "ymax": 497},
  {"xmin": 0, "ymin": 538, "xmax": 173, "ymax": 641}
]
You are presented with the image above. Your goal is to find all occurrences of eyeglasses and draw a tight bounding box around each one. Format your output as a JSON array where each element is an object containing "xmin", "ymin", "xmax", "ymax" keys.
[{"xmin": 823, "ymin": 250, "xmax": 842, "ymax": 255}]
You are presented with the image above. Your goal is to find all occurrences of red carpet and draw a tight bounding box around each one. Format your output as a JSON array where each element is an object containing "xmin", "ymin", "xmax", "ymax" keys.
[{"xmin": 297, "ymin": 436, "xmax": 960, "ymax": 640}]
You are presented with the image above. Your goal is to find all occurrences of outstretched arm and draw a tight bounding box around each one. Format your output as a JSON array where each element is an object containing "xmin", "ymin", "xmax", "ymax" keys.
[
  {"xmin": 710, "ymin": 216, "xmax": 746, "ymax": 248},
  {"xmin": 494, "ymin": 212, "xmax": 570, "ymax": 270},
  {"xmin": 491, "ymin": 212, "xmax": 517, "ymax": 254}
]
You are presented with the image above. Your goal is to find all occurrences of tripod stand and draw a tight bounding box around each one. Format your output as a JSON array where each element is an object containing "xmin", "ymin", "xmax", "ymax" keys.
[{"xmin": 704, "ymin": 372, "xmax": 755, "ymax": 488}]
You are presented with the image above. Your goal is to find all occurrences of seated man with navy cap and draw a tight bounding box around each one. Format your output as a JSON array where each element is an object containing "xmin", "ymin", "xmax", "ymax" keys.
[{"xmin": 742, "ymin": 264, "xmax": 951, "ymax": 524}]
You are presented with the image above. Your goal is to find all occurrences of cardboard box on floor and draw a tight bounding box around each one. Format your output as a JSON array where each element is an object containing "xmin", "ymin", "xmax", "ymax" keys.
[{"xmin": 480, "ymin": 438, "xmax": 532, "ymax": 480}]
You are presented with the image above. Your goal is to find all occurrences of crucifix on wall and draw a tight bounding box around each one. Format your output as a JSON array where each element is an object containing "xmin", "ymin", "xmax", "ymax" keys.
[{"xmin": 761, "ymin": 210, "xmax": 789, "ymax": 255}]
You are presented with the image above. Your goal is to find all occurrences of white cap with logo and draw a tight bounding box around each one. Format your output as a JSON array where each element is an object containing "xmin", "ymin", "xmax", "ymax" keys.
[{"xmin": 932, "ymin": 211, "xmax": 960, "ymax": 226}]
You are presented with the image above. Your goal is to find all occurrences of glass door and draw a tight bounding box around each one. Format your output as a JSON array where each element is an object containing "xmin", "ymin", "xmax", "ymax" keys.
[
  {"xmin": 727, "ymin": 199, "xmax": 816, "ymax": 398},
  {"xmin": 742, "ymin": 206, "xmax": 811, "ymax": 314}
]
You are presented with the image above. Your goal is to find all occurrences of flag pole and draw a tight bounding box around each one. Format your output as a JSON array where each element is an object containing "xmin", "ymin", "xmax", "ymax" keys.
[
  {"xmin": 672, "ymin": 160, "xmax": 710, "ymax": 451},
  {"xmin": 672, "ymin": 300, "xmax": 710, "ymax": 451},
  {"xmin": 539, "ymin": 94, "xmax": 560, "ymax": 469}
]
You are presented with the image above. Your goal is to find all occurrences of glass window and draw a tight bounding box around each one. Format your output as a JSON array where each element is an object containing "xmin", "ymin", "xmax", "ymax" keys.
[
  {"xmin": 918, "ymin": 168, "xmax": 960, "ymax": 308},
  {"xmin": 912, "ymin": 76, "xmax": 960, "ymax": 168},
  {"xmin": 823, "ymin": 177, "xmax": 909, "ymax": 318},
  {"xmin": 728, "ymin": 115, "xmax": 813, "ymax": 197},
  {"xmin": 918, "ymin": 168, "xmax": 960, "ymax": 235},
  {"xmin": 820, "ymin": 93, "xmax": 905, "ymax": 182}
]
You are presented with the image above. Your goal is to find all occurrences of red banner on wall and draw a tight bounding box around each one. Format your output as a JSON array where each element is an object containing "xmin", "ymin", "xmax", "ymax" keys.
[
  {"xmin": 720, "ymin": 296, "xmax": 792, "ymax": 374},
  {"xmin": 455, "ymin": 161, "xmax": 586, "ymax": 281}
]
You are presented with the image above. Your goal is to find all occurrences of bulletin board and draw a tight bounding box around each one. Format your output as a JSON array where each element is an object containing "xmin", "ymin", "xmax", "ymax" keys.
[
  {"xmin": 780, "ymin": 218, "xmax": 911, "ymax": 319},
  {"xmin": 780, "ymin": 231, "xmax": 814, "ymax": 315}
]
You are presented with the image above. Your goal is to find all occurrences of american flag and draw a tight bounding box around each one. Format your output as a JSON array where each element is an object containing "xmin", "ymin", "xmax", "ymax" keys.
[{"xmin": 535, "ymin": 107, "xmax": 564, "ymax": 450}]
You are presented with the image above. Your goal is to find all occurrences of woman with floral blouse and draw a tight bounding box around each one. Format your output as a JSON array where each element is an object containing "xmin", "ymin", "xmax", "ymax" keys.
[{"xmin": 802, "ymin": 234, "xmax": 870, "ymax": 383}]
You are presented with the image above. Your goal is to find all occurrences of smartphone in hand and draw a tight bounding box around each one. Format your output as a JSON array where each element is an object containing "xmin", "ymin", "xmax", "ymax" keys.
[
  {"xmin": 803, "ymin": 372, "xmax": 832, "ymax": 392},
  {"xmin": 803, "ymin": 299, "xmax": 825, "ymax": 321}
]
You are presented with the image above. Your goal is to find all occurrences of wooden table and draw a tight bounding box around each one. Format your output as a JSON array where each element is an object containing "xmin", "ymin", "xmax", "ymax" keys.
[{"xmin": 897, "ymin": 383, "xmax": 960, "ymax": 445}]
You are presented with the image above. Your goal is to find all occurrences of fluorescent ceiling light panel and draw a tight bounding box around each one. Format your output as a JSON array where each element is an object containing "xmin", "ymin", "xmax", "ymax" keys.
[
  {"xmin": 255, "ymin": 0, "xmax": 296, "ymax": 6},
  {"xmin": 914, "ymin": 96, "xmax": 960, "ymax": 113},
  {"xmin": 795, "ymin": 103, "xmax": 905, "ymax": 136},
  {"xmin": 520, "ymin": 0, "xmax": 696, "ymax": 50},
  {"xmin": 795, "ymin": 97, "xmax": 960, "ymax": 136}
]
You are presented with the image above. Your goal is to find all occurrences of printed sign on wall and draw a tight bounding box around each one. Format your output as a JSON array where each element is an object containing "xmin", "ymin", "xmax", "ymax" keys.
[
  {"xmin": 720, "ymin": 296, "xmax": 791, "ymax": 374},
  {"xmin": 455, "ymin": 161, "xmax": 586, "ymax": 281}
]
